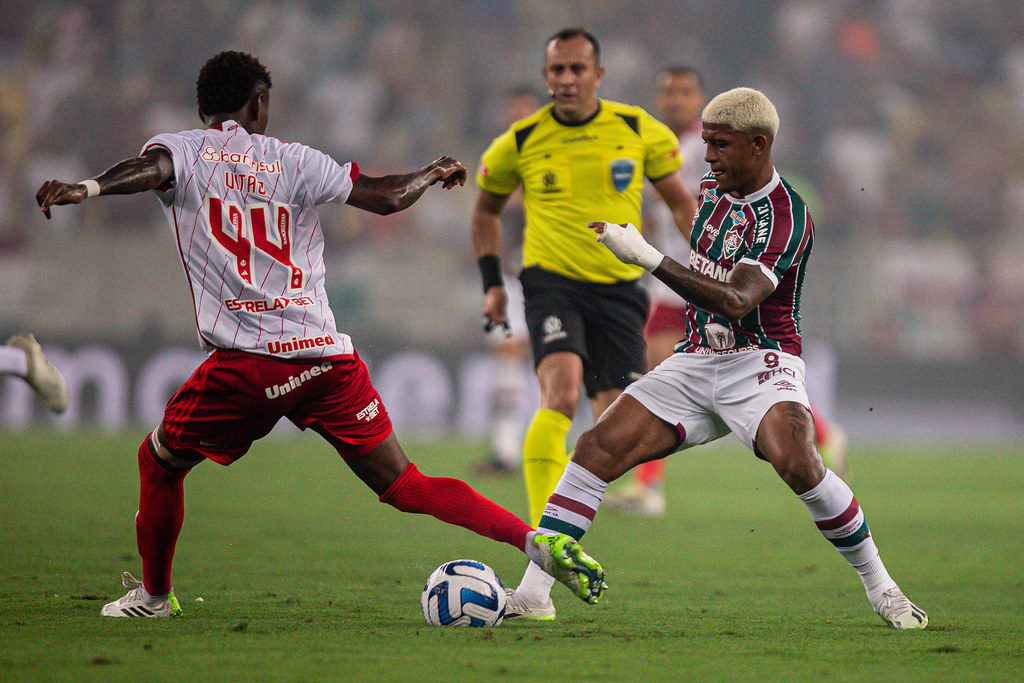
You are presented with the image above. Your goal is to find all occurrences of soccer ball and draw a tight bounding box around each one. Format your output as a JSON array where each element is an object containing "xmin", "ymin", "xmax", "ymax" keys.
[{"xmin": 421, "ymin": 559, "xmax": 506, "ymax": 627}]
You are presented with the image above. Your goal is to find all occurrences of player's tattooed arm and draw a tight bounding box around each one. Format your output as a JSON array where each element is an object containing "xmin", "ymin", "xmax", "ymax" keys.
[
  {"xmin": 346, "ymin": 156, "xmax": 467, "ymax": 215},
  {"xmin": 653, "ymin": 259, "xmax": 774, "ymax": 322},
  {"xmin": 36, "ymin": 148, "xmax": 174, "ymax": 219}
]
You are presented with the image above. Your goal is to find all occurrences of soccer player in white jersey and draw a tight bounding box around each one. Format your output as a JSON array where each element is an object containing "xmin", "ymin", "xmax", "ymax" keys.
[
  {"xmin": 607, "ymin": 67, "xmax": 849, "ymax": 518},
  {"xmin": 0, "ymin": 333, "xmax": 68, "ymax": 413},
  {"xmin": 35, "ymin": 51, "xmax": 606, "ymax": 618},
  {"xmin": 533, "ymin": 87, "xmax": 927, "ymax": 629}
]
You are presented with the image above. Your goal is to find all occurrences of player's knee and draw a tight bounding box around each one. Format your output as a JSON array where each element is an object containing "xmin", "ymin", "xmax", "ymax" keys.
[
  {"xmin": 148, "ymin": 427, "xmax": 203, "ymax": 472},
  {"xmin": 775, "ymin": 449, "xmax": 825, "ymax": 495}
]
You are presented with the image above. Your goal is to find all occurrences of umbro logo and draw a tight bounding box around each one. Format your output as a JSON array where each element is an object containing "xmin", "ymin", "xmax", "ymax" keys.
[{"xmin": 773, "ymin": 380, "xmax": 798, "ymax": 391}]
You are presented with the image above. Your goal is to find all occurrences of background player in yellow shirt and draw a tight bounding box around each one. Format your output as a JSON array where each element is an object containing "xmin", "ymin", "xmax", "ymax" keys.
[{"xmin": 472, "ymin": 27, "xmax": 697, "ymax": 619}]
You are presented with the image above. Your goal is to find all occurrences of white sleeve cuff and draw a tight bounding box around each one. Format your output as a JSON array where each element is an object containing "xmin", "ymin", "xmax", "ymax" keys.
[{"xmin": 740, "ymin": 257, "xmax": 778, "ymax": 289}]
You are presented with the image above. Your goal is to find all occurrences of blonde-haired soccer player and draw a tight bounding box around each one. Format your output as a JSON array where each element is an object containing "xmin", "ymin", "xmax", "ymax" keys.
[
  {"xmin": 534, "ymin": 86, "xmax": 927, "ymax": 629},
  {"xmin": 472, "ymin": 28, "xmax": 697, "ymax": 619},
  {"xmin": 607, "ymin": 68, "xmax": 848, "ymax": 518}
]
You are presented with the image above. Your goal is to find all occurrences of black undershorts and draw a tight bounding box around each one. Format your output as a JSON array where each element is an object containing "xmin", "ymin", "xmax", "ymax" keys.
[{"xmin": 520, "ymin": 265, "xmax": 649, "ymax": 397}]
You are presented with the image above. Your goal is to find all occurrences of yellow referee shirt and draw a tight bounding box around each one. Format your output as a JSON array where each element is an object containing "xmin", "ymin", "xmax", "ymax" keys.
[{"xmin": 477, "ymin": 100, "xmax": 682, "ymax": 284}]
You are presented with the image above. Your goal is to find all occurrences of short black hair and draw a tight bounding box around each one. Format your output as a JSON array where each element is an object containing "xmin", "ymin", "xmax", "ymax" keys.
[
  {"xmin": 546, "ymin": 27, "xmax": 600, "ymax": 64},
  {"xmin": 196, "ymin": 51, "xmax": 272, "ymax": 117},
  {"xmin": 659, "ymin": 64, "xmax": 705, "ymax": 92}
]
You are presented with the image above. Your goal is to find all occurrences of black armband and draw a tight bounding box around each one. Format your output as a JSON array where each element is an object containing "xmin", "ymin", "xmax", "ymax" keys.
[{"xmin": 477, "ymin": 254, "xmax": 504, "ymax": 292}]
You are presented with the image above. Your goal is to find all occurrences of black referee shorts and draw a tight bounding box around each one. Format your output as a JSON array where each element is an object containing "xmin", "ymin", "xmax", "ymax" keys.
[{"xmin": 520, "ymin": 265, "xmax": 649, "ymax": 397}]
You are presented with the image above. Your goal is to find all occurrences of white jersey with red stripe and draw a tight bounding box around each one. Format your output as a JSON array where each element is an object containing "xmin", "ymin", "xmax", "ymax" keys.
[
  {"xmin": 646, "ymin": 119, "xmax": 705, "ymax": 305},
  {"xmin": 143, "ymin": 120, "xmax": 358, "ymax": 360}
]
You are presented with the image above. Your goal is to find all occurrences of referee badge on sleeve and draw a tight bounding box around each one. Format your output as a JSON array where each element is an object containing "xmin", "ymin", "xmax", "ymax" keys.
[{"xmin": 610, "ymin": 159, "xmax": 636, "ymax": 192}]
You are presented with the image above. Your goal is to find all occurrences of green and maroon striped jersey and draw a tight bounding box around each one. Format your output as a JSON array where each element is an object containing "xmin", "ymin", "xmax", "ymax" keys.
[{"xmin": 677, "ymin": 169, "xmax": 813, "ymax": 356}]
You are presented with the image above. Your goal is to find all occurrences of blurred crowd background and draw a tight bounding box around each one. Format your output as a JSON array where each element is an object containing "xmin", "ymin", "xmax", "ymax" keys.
[{"xmin": 2, "ymin": 0, "xmax": 1023, "ymax": 433}]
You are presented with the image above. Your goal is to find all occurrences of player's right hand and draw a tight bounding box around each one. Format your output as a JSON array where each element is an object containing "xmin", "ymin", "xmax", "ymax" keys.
[{"xmin": 35, "ymin": 180, "xmax": 87, "ymax": 219}]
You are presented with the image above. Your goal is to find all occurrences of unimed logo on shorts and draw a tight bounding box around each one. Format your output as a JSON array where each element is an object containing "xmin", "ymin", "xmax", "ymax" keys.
[
  {"xmin": 357, "ymin": 399, "xmax": 380, "ymax": 421},
  {"xmin": 265, "ymin": 362, "xmax": 333, "ymax": 399}
]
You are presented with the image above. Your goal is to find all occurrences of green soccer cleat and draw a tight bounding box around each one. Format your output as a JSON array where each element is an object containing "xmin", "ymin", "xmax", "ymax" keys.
[
  {"xmin": 530, "ymin": 533, "xmax": 607, "ymax": 604},
  {"xmin": 100, "ymin": 571, "xmax": 182, "ymax": 618}
]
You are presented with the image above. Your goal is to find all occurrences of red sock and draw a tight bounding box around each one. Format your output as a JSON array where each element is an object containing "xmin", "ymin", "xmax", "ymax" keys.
[
  {"xmin": 136, "ymin": 438, "xmax": 188, "ymax": 596},
  {"xmin": 636, "ymin": 459, "xmax": 664, "ymax": 487},
  {"xmin": 809, "ymin": 402, "xmax": 829, "ymax": 445},
  {"xmin": 379, "ymin": 463, "xmax": 532, "ymax": 551}
]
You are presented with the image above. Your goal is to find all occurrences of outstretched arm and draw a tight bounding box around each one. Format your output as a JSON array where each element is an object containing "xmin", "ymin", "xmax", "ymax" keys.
[
  {"xmin": 346, "ymin": 155, "xmax": 467, "ymax": 215},
  {"xmin": 35, "ymin": 147, "xmax": 174, "ymax": 219},
  {"xmin": 589, "ymin": 221, "xmax": 773, "ymax": 321}
]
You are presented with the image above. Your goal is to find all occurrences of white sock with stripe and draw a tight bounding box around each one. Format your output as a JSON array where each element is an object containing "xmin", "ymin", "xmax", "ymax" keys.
[
  {"xmin": 798, "ymin": 468, "xmax": 898, "ymax": 599},
  {"xmin": 516, "ymin": 461, "xmax": 608, "ymax": 603}
]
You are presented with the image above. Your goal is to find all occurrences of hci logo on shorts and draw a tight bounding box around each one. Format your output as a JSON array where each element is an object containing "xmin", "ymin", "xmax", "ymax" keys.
[{"xmin": 610, "ymin": 159, "xmax": 635, "ymax": 192}]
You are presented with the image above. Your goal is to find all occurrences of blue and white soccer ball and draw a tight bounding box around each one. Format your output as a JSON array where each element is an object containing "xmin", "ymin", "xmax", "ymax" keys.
[{"xmin": 421, "ymin": 559, "xmax": 506, "ymax": 627}]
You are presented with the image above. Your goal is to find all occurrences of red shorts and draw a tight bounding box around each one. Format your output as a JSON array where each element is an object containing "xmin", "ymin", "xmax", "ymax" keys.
[
  {"xmin": 644, "ymin": 300, "xmax": 689, "ymax": 338},
  {"xmin": 161, "ymin": 349, "xmax": 392, "ymax": 465}
]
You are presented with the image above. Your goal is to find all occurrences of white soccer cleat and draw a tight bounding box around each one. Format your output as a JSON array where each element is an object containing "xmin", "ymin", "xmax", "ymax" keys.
[
  {"xmin": 6, "ymin": 333, "xmax": 68, "ymax": 414},
  {"xmin": 503, "ymin": 588, "xmax": 556, "ymax": 621},
  {"xmin": 100, "ymin": 571, "xmax": 182, "ymax": 618},
  {"xmin": 604, "ymin": 482, "xmax": 666, "ymax": 517},
  {"xmin": 872, "ymin": 588, "xmax": 928, "ymax": 629}
]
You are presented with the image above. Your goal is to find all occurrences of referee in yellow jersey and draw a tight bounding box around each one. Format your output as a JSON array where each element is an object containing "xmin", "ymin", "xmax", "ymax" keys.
[{"xmin": 472, "ymin": 27, "xmax": 697, "ymax": 619}]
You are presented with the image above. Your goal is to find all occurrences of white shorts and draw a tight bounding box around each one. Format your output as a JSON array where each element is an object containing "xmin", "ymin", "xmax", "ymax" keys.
[{"xmin": 623, "ymin": 348, "xmax": 810, "ymax": 453}]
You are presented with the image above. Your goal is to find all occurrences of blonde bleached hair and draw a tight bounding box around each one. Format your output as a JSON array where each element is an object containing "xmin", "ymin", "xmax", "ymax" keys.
[{"xmin": 702, "ymin": 87, "xmax": 779, "ymax": 138}]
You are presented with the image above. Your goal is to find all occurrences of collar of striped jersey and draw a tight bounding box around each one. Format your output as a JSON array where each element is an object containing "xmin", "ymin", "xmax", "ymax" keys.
[{"xmin": 724, "ymin": 168, "xmax": 780, "ymax": 205}]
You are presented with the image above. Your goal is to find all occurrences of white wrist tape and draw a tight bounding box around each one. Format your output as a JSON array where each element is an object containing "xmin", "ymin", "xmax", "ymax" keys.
[
  {"xmin": 635, "ymin": 241, "xmax": 665, "ymax": 272},
  {"xmin": 80, "ymin": 179, "xmax": 100, "ymax": 198},
  {"xmin": 596, "ymin": 222, "xmax": 665, "ymax": 272}
]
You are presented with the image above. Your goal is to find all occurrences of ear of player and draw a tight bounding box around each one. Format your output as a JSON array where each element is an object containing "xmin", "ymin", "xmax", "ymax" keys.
[
  {"xmin": 529, "ymin": 533, "xmax": 608, "ymax": 604},
  {"xmin": 590, "ymin": 221, "xmax": 665, "ymax": 272}
]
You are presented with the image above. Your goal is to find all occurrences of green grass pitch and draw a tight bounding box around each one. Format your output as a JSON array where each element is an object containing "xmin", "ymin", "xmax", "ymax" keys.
[{"xmin": 1, "ymin": 431, "xmax": 1022, "ymax": 681}]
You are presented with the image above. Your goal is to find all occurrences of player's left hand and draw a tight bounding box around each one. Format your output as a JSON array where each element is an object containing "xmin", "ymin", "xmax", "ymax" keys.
[
  {"xmin": 430, "ymin": 156, "xmax": 468, "ymax": 189},
  {"xmin": 35, "ymin": 180, "xmax": 88, "ymax": 219},
  {"xmin": 588, "ymin": 221, "xmax": 665, "ymax": 271}
]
